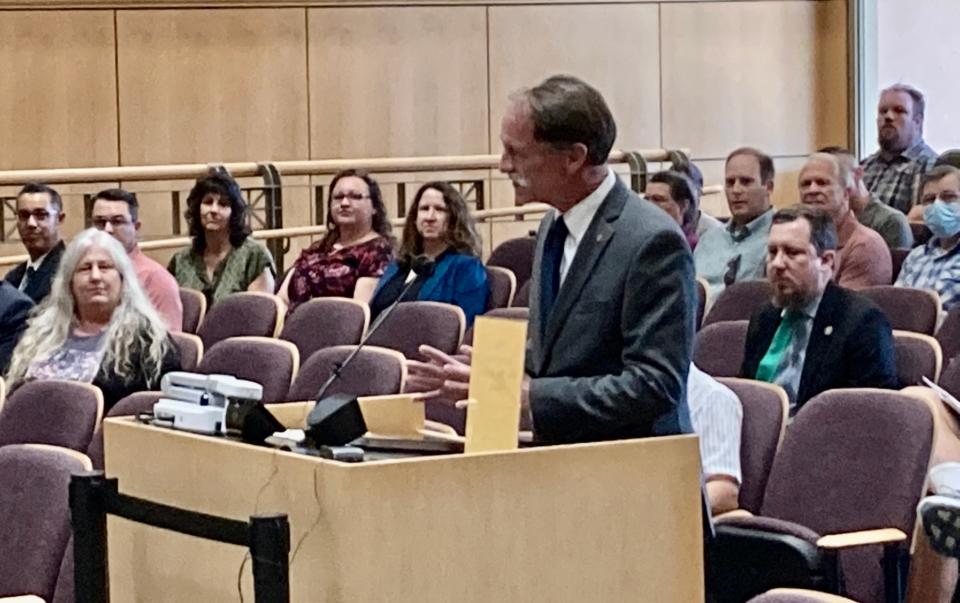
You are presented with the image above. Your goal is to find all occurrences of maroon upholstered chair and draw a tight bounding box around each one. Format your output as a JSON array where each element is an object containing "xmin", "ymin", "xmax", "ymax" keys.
[
  {"xmin": 485, "ymin": 266, "xmax": 517, "ymax": 310},
  {"xmin": 714, "ymin": 389, "xmax": 936, "ymax": 602},
  {"xmin": 365, "ymin": 301, "xmax": 465, "ymax": 361},
  {"xmin": 171, "ymin": 332, "xmax": 203, "ymax": 372},
  {"xmin": 695, "ymin": 277, "xmax": 708, "ymax": 330},
  {"xmin": 197, "ymin": 337, "xmax": 299, "ymax": 403},
  {"xmin": 889, "ymin": 248, "xmax": 911, "ymax": 283},
  {"xmin": 512, "ymin": 280, "xmax": 531, "ymax": 308},
  {"xmin": 196, "ymin": 292, "xmax": 284, "ymax": 350},
  {"xmin": 179, "ymin": 287, "xmax": 207, "ymax": 334},
  {"xmin": 487, "ymin": 235, "xmax": 536, "ymax": 288},
  {"xmin": 694, "ymin": 320, "xmax": 749, "ymax": 378},
  {"xmin": 703, "ymin": 280, "xmax": 773, "ymax": 326},
  {"xmin": 463, "ymin": 307, "xmax": 529, "ymax": 346},
  {"xmin": 716, "ymin": 378, "xmax": 789, "ymax": 514},
  {"xmin": 893, "ymin": 330, "xmax": 942, "ymax": 386},
  {"xmin": 860, "ymin": 286, "xmax": 940, "ymax": 334},
  {"xmin": 87, "ymin": 391, "xmax": 164, "ymax": 470},
  {"xmin": 286, "ymin": 345, "xmax": 405, "ymax": 401},
  {"xmin": 936, "ymin": 305, "xmax": 960, "ymax": 369},
  {"xmin": 940, "ymin": 355, "xmax": 960, "ymax": 401},
  {"xmin": 0, "ymin": 381, "xmax": 103, "ymax": 453},
  {"xmin": 0, "ymin": 444, "xmax": 91, "ymax": 601},
  {"xmin": 279, "ymin": 298, "xmax": 369, "ymax": 367}
]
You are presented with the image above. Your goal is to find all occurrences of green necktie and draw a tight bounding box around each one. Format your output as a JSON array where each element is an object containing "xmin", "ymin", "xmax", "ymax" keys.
[{"xmin": 755, "ymin": 312, "xmax": 801, "ymax": 383}]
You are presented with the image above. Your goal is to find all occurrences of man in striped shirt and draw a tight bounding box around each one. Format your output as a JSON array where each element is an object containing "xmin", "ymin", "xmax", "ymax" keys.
[
  {"xmin": 687, "ymin": 363, "xmax": 743, "ymax": 515},
  {"xmin": 896, "ymin": 165, "xmax": 960, "ymax": 311},
  {"xmin": 862, "ymin": 84, "xmax": 937, "ymax": 215}
]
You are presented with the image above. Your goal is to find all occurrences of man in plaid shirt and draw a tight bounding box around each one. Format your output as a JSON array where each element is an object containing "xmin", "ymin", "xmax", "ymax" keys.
[
  {"xmin": 862, "ymin": 84, "xmax": 937, "ymax": 214},
  {"xmin": 896, "ymin": 165, "xmax": 960, "ymax": 310}
]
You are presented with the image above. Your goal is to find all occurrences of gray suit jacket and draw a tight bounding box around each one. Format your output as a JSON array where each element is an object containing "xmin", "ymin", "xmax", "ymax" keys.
[{"xmin": 526, "ymin": 178, "xmax": 695, "ymax": 444}]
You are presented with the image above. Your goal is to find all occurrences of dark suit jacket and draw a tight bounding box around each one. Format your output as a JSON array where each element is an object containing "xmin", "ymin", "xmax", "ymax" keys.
[
  {"xmin": 526, "ymin": 177, "xmax": 696, "ymax": 444},
  {"xmin": 740, "ymin": 282, "xmax": 899, "ymax": 410},
  {"xmin": 0, "ymin": 281, "xmax": 33, "ymax": 373},
  {"xmin": 4, "ymin": 240, "xmax": 66, "ymax": 304}
]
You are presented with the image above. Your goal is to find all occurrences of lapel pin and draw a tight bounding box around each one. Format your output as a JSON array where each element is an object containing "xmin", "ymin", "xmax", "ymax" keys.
[{"xmin": 824, "ymin": 326, "xmax": 834, "ymax": 336}]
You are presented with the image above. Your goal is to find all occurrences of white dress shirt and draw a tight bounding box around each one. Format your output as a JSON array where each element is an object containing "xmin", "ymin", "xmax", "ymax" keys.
[
  {"xmin": 556, "ymin": 167, "xmax": 617, "ymax": 285},
  {"xmin": 687, "ymin": 363, "xmax": 743, "ymax": 483}
]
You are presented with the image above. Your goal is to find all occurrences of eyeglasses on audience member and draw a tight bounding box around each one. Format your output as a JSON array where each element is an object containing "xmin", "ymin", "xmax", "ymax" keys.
[{"xmin": 16, "ymin": 209, "xmax": 58, "ymax": 223}]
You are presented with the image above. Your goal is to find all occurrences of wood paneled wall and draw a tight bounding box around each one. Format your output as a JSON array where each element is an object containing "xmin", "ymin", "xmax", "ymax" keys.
[{"xmin": 0, "ymin": 0, "xmax": 848, "ymax": 254}]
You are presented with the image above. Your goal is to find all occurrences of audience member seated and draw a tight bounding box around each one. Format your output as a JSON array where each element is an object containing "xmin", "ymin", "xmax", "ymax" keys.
[
  {"xmin": 896, "ymin": 165, "xmax": 960, "ymax": 311},
  {"xmin": 91, "ymin": 188, "xmax": 183, "ymax": 331},
  {"xmin": 5, "ymin": 229, "xmax": 180, "ymax": 411},
  {"xmin": 741, "ymin": 205, "xmax": 898, "ymax": 414},
  {"xmin": 0, "ymin": 280, "xmax": 32, "ymax": 374},
  {"xmin": 645, "ymin": 170, "xmax": 701, "ymax": 250},
  {"xmin": 680, "ymin": 160, "xmax": 723, "ymax": 240},
  {"xmin": 370, "ymin": 181, "xmax": 489, "ymax": 327},
  {"xmin": 167, "ymin": 173, "xmax": 276, "ymax": 307},
  {"xmin": 799, "ymin": 152, "xmax": 892, "ymax": 288},
  {"xmin": 687, "ymin": 363, "xmax": 742, "ymax": 515},
  {"xmin": 277, "ymin": 169, "xmax": 394, "ymax": 314},
  {"xmin": 821, "ymin": 146, "xmax": 912, "ymax": 249},
  {"xmin": 695, "ymin": 147, "xmax": 775, "ymax": 297},
  {"xmin": 862, "ymin": 84, "xmax": 938, "ymax": 214},
  {"xmin": 4, "ymin": 182, "xmax": 66, "ymax": 303}
]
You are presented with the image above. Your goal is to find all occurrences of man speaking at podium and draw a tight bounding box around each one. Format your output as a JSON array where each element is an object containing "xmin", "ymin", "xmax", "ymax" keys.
[{"xmin": 408, "ymin": 75, "xmax": 697, "ymax": 444}]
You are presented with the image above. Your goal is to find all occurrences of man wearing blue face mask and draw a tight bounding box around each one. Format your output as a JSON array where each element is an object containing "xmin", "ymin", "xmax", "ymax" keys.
[{"xmin": 896, "ymin": 165, "xmax": 960, "ymax": 310}]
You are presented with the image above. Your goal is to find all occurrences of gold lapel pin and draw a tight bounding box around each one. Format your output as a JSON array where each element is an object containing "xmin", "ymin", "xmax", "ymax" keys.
[{"xmin": 824, "ymin": 326, "xmax": 834, "ymax": 336}]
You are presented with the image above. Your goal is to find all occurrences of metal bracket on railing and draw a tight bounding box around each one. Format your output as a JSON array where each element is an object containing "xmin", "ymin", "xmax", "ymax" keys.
[
  {"xmin": 257, "ymin": 162, "xmax": 284, "ymax": 273},
  {"xmin": 623, "ymin": 151, "xmax": 648, "ymax": 193},
  {"xmin": 666, "ymin": 149, "xmax": 692, "ymax": 172}
]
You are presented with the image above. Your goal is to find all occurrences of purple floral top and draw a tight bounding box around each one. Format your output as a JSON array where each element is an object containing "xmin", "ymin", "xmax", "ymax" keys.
[{"xmin": 286, "ymin": 236, "xmax": 393, "ymax": 313}]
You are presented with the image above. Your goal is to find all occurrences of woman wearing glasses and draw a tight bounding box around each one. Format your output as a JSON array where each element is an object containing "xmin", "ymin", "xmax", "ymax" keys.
[
  {"xmin": 277, "ymin": 169, "xmax": 394, "ymax": 314},
  {"xmin": 167, "ymin": 173, "xmax": 276, "ymax": 307}
]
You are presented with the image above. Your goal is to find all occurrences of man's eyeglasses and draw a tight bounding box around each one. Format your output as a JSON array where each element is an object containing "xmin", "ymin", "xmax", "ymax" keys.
[
  {"xmin": 16, "ymin": 209, "xmax": 57, "ymax": 223},
  {"xmin": 332, "ymin": 192, "xmax": 370, "ymax": 202},
  {"xmin": 92, "ymin": 216, "xmax": 132, "ymax": 229}
]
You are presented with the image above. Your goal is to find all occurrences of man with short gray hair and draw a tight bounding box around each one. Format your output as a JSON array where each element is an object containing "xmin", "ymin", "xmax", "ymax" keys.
[
  {"xmin": 862, "ymin": 84, "xmax": 938, "ymax": 214},
  {"xmin": 799, "ymin": 152, "xmax": 891, "ymax": 288},
  {"xmin": 407, "ymin": 74, "xmax": 696, "ymax": 443}
]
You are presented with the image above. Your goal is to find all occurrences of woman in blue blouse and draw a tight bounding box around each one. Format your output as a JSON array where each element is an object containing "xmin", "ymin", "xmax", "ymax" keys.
[{"xmin": 370, "ymin": 182, "xmax": 489, "ymax": 326}]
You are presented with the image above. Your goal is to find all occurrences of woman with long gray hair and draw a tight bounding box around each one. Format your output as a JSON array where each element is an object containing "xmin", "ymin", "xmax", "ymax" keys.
[{"xmin": 5, "ymin": 228, "xmax": 180, "ymax": 410}]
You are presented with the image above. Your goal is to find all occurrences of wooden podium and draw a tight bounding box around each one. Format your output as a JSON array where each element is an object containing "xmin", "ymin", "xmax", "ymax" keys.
[{"xmin": 103, "ymin": 415, "xmax": 703, "ymax": 602}]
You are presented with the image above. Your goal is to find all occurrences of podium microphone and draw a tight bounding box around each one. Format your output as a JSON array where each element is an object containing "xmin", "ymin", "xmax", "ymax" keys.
[{"xmin": 306, "ymin": 255, "xmax": 437, "ymax": 446}]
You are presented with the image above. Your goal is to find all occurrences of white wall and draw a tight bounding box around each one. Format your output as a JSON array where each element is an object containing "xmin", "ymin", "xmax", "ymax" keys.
[{"xmin": 875, "ymin": 0, "xmax": 960, "ymax": 155}]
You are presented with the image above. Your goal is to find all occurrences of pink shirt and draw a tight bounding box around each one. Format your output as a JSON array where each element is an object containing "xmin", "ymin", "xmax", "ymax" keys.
[
  {"xmin": 130, "ymin": 248, "xmax": 183, "ymax": 332},
  {"xmin": 835, "ymin": 211, "xmax": 892, "ymax": 289}
]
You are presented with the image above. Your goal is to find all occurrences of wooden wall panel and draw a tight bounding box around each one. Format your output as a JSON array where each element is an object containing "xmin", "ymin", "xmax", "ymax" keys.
[
  {"xmin": 0, "ymin": 12, "xmax": 117, "ymax": 170},
  {"xmin": 308, "ymin": 6, "xmax": 488, "ymax": 160},
  {"xmin": 116, "ymin": 9, "xmax": 309, "ymax": 165},
  {"xmin": 487, "ymin": 3, "xmax": 661, "ymax": 203},
  {"xmin": 660, "ymin": 0, "xmax": 848, "ymax": 160}
]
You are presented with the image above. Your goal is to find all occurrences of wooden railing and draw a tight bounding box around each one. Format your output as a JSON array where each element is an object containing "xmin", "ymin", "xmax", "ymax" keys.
[{"xmin": 0, "ymin": 149, "xmax": 719, "ymax": 267}]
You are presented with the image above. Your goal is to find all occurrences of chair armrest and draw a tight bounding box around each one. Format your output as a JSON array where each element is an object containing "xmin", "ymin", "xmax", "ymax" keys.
[
  {"xmin": 816, "ymin": 528, "xmax": 907, "ymax": 550},
  {"xmin": 714, "ymin": 509, "xmax": 754, "ymax": 521}
]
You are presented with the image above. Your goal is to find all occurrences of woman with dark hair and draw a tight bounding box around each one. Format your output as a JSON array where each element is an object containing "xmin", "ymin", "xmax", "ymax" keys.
[
  {"xmin": 278, "ymin": 169, "xmax": 394, "ymax": 314},
  {"xmin": 370, "ymin": 181, "xmax": 489, "ymax": 326},
  {"xmin": 167, "ymin": 173, "xmax": 276, "ymax": 306}
]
